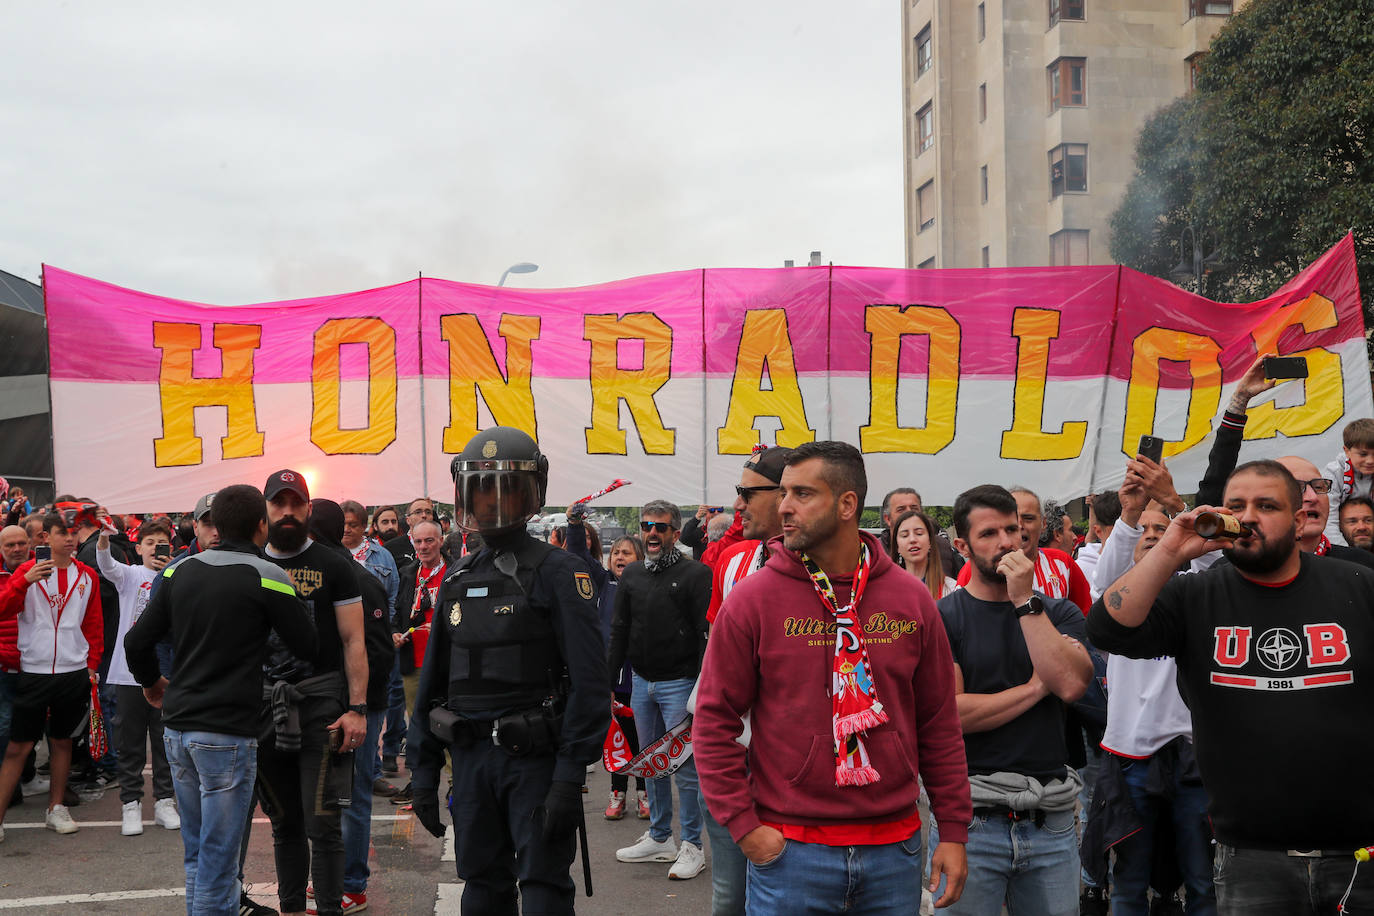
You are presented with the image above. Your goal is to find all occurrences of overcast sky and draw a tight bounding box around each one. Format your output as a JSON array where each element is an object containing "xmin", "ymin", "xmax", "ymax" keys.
[{"xmin": 2, "ymin": 2, "xmax": 903, "ymax": 304}]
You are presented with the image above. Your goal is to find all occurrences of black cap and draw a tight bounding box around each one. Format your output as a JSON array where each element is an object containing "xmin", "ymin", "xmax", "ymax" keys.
[
  {"xmin": 264, "ymin": 469, "xmax": 310, "ymax": 503},
  {"xmin": 743, "ymin": 445, "xmax": 794, "ymax": 484}
]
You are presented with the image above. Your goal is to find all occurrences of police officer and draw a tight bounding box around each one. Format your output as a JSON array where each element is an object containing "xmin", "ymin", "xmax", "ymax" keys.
[{"xmin": 408, "ymin": 426, "xmax": 609, "ymax": 915}]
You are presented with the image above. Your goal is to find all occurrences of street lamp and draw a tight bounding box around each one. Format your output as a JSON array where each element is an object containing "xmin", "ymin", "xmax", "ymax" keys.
[
  {"xmin": 498, "ymin": 262, "xmax": 539, "ymax": 287},
  {"xmin": 1170, "ymin": 225, "xmax": 1224, "ymax": 296}
]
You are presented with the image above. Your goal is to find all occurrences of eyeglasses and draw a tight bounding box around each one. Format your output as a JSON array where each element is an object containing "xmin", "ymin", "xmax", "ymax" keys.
[
  {"xmin": 407, "ymin": 508, "xmax": 434, "ymax": 519},
  {"xmin": 640, "ymin": 521, "xmax": 675, "ymax": 533},
  {"xmin": 735, "ymin": 484, "xmax": 780, "ymax": 501},
  {"xmin": 1299, "ymin": 478, "xmax": 1333, "ymax": 494}
]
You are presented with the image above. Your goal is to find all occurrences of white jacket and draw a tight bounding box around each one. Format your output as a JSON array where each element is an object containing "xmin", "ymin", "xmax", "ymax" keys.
[{"xmin": 0, "ymin": 559, "xmax": 103, "ymax": 675}]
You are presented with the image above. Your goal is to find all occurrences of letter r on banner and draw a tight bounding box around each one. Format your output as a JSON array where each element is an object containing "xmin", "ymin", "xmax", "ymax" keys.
[
  {"xmin": 152, "ymin": 322, "xmax": 265, "ymax": 467},
  {"xmin": 584, "ymin": 313, "xmax": 676, "ymax": 455}
]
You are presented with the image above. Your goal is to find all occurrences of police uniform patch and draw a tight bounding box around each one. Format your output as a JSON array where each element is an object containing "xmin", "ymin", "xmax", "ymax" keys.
[
  {"xmin": 574, "ymin": 572, "xmax": 594, "ymax": 601},
  {"xmin": 482, "ymin": 439, "xmax": 498, "ymax": 458},
  {"xmin": 450, "ymin": 602, "xmax": 462, "ymax": 626}
]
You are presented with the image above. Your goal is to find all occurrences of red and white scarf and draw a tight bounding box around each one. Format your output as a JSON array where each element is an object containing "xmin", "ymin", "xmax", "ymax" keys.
[
  {"xmin": 1315, "ymin": 534, "xmax": 1331, "ymax": 556},
  {"xmin": 801, "ymin": 543, "xmax": 888, "ymax": 787}
]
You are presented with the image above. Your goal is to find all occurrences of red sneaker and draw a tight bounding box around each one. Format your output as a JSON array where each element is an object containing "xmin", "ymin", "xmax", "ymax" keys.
[
  {"xmin": 604, "ymin": 790, "xmax": 626, "ymax": 820},
  {"xmin": 307, "ymin": 891, "xmax": 368, "ymax": 914}
]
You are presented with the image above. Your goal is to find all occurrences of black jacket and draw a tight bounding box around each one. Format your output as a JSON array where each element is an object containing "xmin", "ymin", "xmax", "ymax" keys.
[
  {"xmin": 124, "ymin": 541, "xmax": 317, "ymax": 738},
  {"xmin": 608, "ymin": 554, "xmax": 712, "ymax": 682}
]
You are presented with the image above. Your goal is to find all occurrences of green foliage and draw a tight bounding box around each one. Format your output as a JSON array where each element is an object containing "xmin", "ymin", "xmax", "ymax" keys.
[{"xmin": 1110, "ymin": 0, "xmax": 1374, "ymax": 317}]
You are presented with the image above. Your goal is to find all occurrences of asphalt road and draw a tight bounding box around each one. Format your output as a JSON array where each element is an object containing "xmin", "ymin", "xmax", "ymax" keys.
[{"xmin": 0, "ymin": 757, "xmax": 714, "ymax": 914}]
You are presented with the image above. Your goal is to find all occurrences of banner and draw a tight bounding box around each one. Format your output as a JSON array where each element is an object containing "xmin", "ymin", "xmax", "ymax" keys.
[{"xmin": 45, "ymin": 235, "xmax": 1369, "ymax": 512}]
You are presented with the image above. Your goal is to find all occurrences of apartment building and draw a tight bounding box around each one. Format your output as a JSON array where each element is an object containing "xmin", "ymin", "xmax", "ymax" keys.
[{"xmin": 901, "ymin": 0, "xmax": 1242, "ymax": 269}]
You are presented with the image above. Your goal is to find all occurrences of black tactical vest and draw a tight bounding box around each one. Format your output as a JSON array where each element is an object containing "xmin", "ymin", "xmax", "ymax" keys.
[{"xmin": 443, "ymin": 540, "xmax": 562, "ymax": 713}]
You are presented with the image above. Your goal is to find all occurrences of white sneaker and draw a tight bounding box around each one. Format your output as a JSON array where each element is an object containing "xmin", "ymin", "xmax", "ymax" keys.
[
  {"xmin": 46, "ymin": 804, "xmax": 78, "ymax": 835},
  {"xmin": 668, "ymin": 840, "xmax": 705, "ymax": 879},
  {"xmin": 21, "ymin": 775, "xmax": 50, "ymax": 797},
  {"xmin": 121, "ymin": 800, "xmax": 144, "ymax": 836},
  {"xmin": 0, "ymin": 822, "xmax": 5, "ymax": 843},
  {"xmin": 616, "ymin": 830, "xmax": 678, "ymax": 863},
  {"xmin": 154, "ymin": 797, "xmax": 180, "ymax": 830}
]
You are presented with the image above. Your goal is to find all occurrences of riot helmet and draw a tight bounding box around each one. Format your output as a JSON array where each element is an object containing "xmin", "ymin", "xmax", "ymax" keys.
[{"xmin": 451, "ymin": 426, "xmax": 548, "ymax": 537}]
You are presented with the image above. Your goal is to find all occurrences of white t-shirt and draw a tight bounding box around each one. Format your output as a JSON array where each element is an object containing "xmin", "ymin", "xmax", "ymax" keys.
[{"xmin": 97, "ymin": 546, "xmax": 160, "ymax": 687}]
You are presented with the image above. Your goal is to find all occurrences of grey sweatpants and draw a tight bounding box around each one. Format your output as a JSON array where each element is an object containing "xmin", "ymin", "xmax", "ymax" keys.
[{"xmin": 113, "ymin": 683, "xmax": 173, "ymax": 804}]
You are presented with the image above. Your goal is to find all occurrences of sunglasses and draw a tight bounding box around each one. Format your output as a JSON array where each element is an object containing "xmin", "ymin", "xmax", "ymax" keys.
[
  {"xmin": 735, "ymin": 484, "xmax": 781, "ymax": 501},
  {"xmin": 640, "ymin": 521, "xmax": 675, "ymax": 533},
  {"xmin": 1300, "ymin": 478, "xmax": 1333, "ymax": 494}
]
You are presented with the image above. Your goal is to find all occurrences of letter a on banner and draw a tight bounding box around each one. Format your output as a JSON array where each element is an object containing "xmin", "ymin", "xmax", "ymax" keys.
[
  {"xmin": 717, "ymin": 308, "xmax": 816, "ymax": 454},
  {"xmin": 152, "ymin": 322, "xmax": 265, "ymax": 467}
]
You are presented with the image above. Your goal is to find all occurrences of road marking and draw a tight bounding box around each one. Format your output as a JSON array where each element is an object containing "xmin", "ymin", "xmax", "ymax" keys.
[
  {"xmin": 0, "ymin": 888, "xmax": 186, "ymax": 909},
  {"xmin": 434, "ymin": 882, "xmax": 465, "ymax": 915},
  {"xmin": 4, "ymin": 814, "xmax": 413, "ymax": 829},
  {"xmin": 442, "ymin": 831, "xmax": 455, "ymax": 861}
]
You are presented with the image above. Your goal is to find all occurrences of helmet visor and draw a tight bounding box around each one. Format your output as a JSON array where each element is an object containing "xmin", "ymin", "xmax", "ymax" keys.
[{"xmin": 455, "ymin": 469, "xmax": 541, "ymax": 535}]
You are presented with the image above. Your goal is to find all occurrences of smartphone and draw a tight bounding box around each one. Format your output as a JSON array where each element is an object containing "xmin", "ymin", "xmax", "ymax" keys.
[
  {"xmin": 1263, "ymin": 356, "xmax": 1309, "ymax": 380},
  {"xmin": 34, "ymin": 545, "xmax": 51, "ymax": 562},
  {"xmin": 155, "ymin": 544, "xmax": 171, "ymax": 559},
  {"xmin": 1137, "ymin": 434, "xmax": 1165, "ymax": 464}
]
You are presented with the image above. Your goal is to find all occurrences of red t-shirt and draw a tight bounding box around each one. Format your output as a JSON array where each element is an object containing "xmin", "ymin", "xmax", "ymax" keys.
[{"xmin": 410, "ymin": 563, "xmax": 444, "ymax": 668}]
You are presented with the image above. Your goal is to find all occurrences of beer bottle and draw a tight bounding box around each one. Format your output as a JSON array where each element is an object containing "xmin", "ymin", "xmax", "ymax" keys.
[{"xmin": 1194, "ymin": 511, "xmax": 1252, "ymax": 539}]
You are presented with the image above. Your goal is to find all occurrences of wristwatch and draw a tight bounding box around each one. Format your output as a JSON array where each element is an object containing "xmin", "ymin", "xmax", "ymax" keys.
[
  {"xmin": 1014, "ymin": 595, "xmax": 1045, "ymax": 618},
  {"xmin": 347, "ymin": 703, "xmax": 368, "ymax": 716}
]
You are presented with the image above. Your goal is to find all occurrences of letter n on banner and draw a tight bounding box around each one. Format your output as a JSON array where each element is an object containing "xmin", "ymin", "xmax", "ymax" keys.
[
  {"xmin": 440, "ymin": 313, "xmax": 541, "ymax": 451},
  {"xmin": 152, "ymin": 322, "xmax": 265, "ymax": 467},
  {"xmin": 584, "ymin": 314, "xmax": 676, "ymax": 455},
  {"xmin": 311, "ymin": 318, "xmax": 398, "ymax": 454},
  {"xmin": 1122, "ymin": 327, "xmax": 1221, "ymax": 458},
  {"xmin": 860, "ymin": 305, "xmax": 960, "ymax": 454},
  {"xmin": 717, "ymin": 308, "xmax": 816, "ymax": 454},
  {"xmin": 1000, "ymin": 308, "xmax": 1088, "ymax": 460},
  {"xmin": 1244, "ymin": 293, "xmax": 1344, "ymax": 439}
]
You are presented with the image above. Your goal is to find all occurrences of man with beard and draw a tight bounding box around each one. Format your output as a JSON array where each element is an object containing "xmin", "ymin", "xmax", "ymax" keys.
[
  {"xmin": 371, "ymin": 506, "xmax": 400, "ymax": 542},
  {"xmin": 1275, "ymin": 455, "xmax": 1374, "ymax": 570},
  {"xmin": 610, "ymin": 499, "xmax": 712, "ymax": 881},
  {"xmin": 954, "ymin": 486, "xmax": 1091, "ymax": 612},
  {"xmin": 933, "ymin": 485, "xmax": 1092, "ymax": 916},
  {"xmin": 695, "ymin": 441, "xmax": 970, "ymax": 913},
  {"xmin": 1090, "ymin": 460, "xmax": 1374, "ymax": 915},
  {"xmin": 258, "ymin": 471, "xmax": 367, "ymax": 916},
  {"xmin": 1339, "ymin": 496, "xmax": 1374, "ymax": 553}
]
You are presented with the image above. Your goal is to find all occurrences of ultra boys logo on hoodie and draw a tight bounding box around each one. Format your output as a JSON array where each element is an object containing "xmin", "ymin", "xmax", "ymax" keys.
[
  {"xmin": 784, "ymin": 612, "xmax": 920, "ymax": 648},
  {"xmin": 1211, "ymin": 623, "xmax": 1354, "ymax": 691}
]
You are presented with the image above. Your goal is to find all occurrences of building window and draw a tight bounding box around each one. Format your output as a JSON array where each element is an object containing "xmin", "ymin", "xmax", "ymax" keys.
[
  {"xmin": 918, "ymin": 180, "xmax": 936, "ymax": 232},
  {"xmin": 1049, "ymin": 0, "xmax": 1085, "ymax": 27},
  {"xmin": 1187, "ymin": 52, "xmax": 1207, "ymax": 91},
  {"xmin": 917, "ymin": 103, "xmax": 934, "ymax": 153},
  {"xmin": 1048, "ymin": 58, "xmax": 1086, "ymax": 110},
  {"xmin": 915, "ymin": 24, "xmax": 933, "ymax": 77},
  {"xmin": 980, "ymin": 165, "xmax": 989, "ymax": 204},
  {"xmin": 981, "ymin": 246, "xmax": 991, "ymax": 267},
  {"xmin": 918, "ymin": 257, "xmax": 936, "ymax": 269},
  {"xmin": 1049, "ymin": 143, "xmax": 1088, "ymax": 196},
  {"xmin": 979, "ymin": 83, "xmax": 987, "ymax": 122},
  {"xmin": 1049, "ymin": 229, "xmax": 1090, "ymax": 266},
  {"xmin": 977, "ymin": 3, "xmax": 986, "ymax": 41},
  {"xmin": 1188, "ymin": 0, "xmax": 1232, "ymax": 17}
]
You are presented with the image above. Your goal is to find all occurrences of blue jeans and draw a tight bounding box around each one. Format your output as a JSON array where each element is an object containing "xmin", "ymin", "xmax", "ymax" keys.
[
  {"xmin": 343, "ymin": 709, "xmax": 386, "ymax": 894},
  {"xmin": 379, "ymin": 659, "xmax": 406, "ymax": 767},
  {"xmin": 703, "ymin": 801, "xmax": 746, "ymax": 915},
  {"xmin": 164, "ymin": 728, "xmax": 258, "ymax": 916},
  {"xmin": 932, "ymin": 808, "xmax": 1079, "ymax": 915},
  {"xmin": 746, "ymin": 830, "xmax": 924, "ymax": 915},
  {"xmin": 1214, "ymin": 845, "xmax": 1374, "ymax": 915},
  {"xmin": 1112, "ymin": 757, "xmax": 1216, "ymax": 916},
  {"xmin": 631, "ymin": 673, "xmax": 701, "ymax": 847}
]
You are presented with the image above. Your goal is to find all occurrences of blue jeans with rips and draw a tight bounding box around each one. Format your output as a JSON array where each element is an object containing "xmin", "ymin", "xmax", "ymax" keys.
[
  {"xmin": 343, "ymin": 709, "xmax": 387, "ymax": 894},
  {"xmin": 630, "ymin": 673, "xmax": 701, "ymax": 848},
  {"xmin": 164, "ymin": 728, "xmax": 258, "ymax": 916},
  {"xmin": 1111, "ymin": 756, "xmax": 1216, "ymax": 916},
  {"xmin": 746, "ymin": 829, "xmax": 924, "ymax": 915},
  {"xmin": 931, "ymin": 807, "xmax": 1079, "ymax": 916}
]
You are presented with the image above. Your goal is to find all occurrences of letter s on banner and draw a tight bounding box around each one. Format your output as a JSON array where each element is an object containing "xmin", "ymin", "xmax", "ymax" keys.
[
  {"xmin": 152, "ymin": 322, "xmax": 265, "ymax": 467},
  {"xmin": 1244, "ymin": 293, "xmax": 1344, "ymax": 440}
]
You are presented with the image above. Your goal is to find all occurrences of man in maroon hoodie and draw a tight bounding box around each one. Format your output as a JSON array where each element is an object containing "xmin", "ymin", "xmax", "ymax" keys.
[{"xmin": 695, "ymin": 440, "xmax": 971, "ymax": 914}]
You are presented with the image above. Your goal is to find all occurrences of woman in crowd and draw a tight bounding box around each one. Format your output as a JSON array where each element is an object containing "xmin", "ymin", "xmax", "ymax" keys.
[{"xmin": 888, "ymin": 509, "xmax": 957, "ymax": 600}]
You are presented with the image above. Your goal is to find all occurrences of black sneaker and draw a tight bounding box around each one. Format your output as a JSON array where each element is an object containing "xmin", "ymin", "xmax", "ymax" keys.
[
  {"xmin": 381, "ymin": 755, "xmax": 398, "ymax": 776},
  {"xmin": 1080, "ymin": 886, "xmax": 1109, "ymax": 916},
  {"xmin": 1150, "ymin": 892, "xmax": 1183, "ymax": 916},
  {"xmin": 240, "ymin": 890, "xmax": 278, "ymax": 915},
  {"xmin": 390, "ymin": 782, "xmax": 413, "ymax": 805}
]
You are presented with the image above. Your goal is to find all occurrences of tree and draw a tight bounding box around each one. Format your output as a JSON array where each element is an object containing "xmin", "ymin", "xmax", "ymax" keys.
[{"xmin": 1111, "ymin": 0, "xmax": 1374, "ymax": 318}]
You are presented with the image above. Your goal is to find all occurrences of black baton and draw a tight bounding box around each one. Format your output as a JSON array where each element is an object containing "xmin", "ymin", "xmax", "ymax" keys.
[{"xmin": 578, "ymin": 805, "xmax": 593, "ymax": 896}]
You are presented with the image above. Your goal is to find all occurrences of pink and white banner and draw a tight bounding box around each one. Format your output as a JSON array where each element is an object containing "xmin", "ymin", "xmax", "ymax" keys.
[{"xmin": 45, "ymin": 235, "xmax": 1369, "ymax": 512}]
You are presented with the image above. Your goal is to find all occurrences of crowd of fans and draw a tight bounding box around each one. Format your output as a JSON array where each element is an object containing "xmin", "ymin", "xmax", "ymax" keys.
[{"xmin": 0, "ymin": 353, "xmax": 1371, "ymax": 916}]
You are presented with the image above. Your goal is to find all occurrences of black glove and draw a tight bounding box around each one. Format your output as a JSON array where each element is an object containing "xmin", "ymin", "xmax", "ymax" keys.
[
  {"xmin": 538, "ymin": 780, "xmax": 583, "ymax": 842},
  {"xmin": 412, "ymin": 790, "xmax": 446, "ymax": 838}
]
